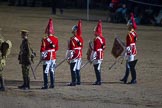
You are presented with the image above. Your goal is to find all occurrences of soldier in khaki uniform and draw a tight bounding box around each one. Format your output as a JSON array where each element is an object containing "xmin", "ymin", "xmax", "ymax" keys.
[
  {"xmin": 0, "ymin": 29, "xmax": 12, "ymax": 91},
  {"xmin": 18, "ymin": 30, "xmax": 35, "ymax": 90}
]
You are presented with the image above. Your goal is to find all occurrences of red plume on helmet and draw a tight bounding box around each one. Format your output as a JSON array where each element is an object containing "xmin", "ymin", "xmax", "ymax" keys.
[
  {"xmin": 77, "ymin": 20, "xmax": 82, "ymax": 37},
  {"xmin": 95, "ymin": 20, "xmax": 103, "ymax": 37},
  {"xmin": 45, "ymin": 18, "xmax": 55, "ymax": 35},
  {"xmin": 130, "ymin": 13, "xmax": 137, "ymax": 30}
]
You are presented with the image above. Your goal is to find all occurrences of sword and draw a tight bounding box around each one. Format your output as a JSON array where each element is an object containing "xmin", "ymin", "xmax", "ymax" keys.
[
  {"xmin": 34, "ymin": 60, "xmax": 42, "ymax": 73},
  {"xmin": 55, "ymin": 50, "xmax": 74, "ymax": 69},
  {"xmin": 80, "ymin": 59, "xmax": 94, "ymax": 70},
  {"xmin": 30, "ymin": 64, "xmax": 36, "ymax": 80},
  {"xmin": 55, "ymin": 58, "xmax": 67, "ymax": 69}
]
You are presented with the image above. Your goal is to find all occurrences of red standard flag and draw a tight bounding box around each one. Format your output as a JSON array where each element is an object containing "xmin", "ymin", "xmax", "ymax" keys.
[{"xmin": 111, "ymin": 37, "xmax": 125, "ymax": 58}]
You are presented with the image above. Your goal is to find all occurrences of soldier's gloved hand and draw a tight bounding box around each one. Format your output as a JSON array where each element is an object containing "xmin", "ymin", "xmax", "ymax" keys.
[
  {"xmin": 0, "ymin": 59, "xmax": 6, "ymax": 67},
  {"xmin": 31, "ymin": 57, "xmax": 34, "ymax": 64},
  {"xmin": 41, "ymin": 52, "xmax": 47, "ymax": 60},
  {"xmin": 126, "ymin": 46, "xmax": 131, "ymax": 53},
  {"xmin": 31, "ymin": 52, "xmax": 36, "ymax": 58},
  {"xmin": 31, "ymin": 52, "xmax": 36, "ymax": 63},
  {"xmin": 66, "ymin": 60, "xmax": 70, "ymax": 64}
]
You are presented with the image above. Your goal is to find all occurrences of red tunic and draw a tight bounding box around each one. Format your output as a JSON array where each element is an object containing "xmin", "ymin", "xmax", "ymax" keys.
[
  {"xmin": 126, "ymin": 30, "xmax": 137, "ymax": 55},
  {"xmin": 68, "ymin": 34, "xmax": 83, "ymax": 59},
  {"xmin": 40, "ymin": 35, "xmax": 58, "ymax": 60},
  {"xmin": 93, "ymin": 36, "xmax": 106, "ymax": 60}
]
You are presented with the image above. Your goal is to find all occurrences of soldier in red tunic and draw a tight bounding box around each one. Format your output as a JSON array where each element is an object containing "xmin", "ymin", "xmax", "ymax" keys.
[
  {"xmin": 40, "ymin": 18, "xmax": 59, "ymax": 89},
  {"xmin": 120, "ymin": 13, "xmax": 138, "ymax": 84},
  {"xmin": 66, "ymin": 20, "xmax": 83, "ymax": 86},
  {"xmin": 89, "ymin": 20, "xmax": 106, "ymax": 85}
]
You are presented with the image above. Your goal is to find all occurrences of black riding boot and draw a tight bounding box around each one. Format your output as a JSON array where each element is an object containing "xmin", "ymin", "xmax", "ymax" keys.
[
  {"xmin": 18, "ymin": 77, "xmax": 26, "ymax": 89},
  {"xmin": 49, "ymin": 72, "xmax": 54, "ymax": 88},
  {"xmin": 76, "ymin": 69, "xmax": 81, "ymax": 85},
  {"xmin": 120, "ymin": 63, "xmax": 130, "ymax": 84},
  {"xmin": 26, "ymin": 77, "xmax": 30, "ymax": 89},
  {"xmin": 19, "ymin": 77, "xmax": 29, "ymax": 90},
  {"xmin": 0, "ymin": 77, "xmax": 5, "ymax": 91},
  {"xmin": 93, "ymin": 64, "xmax": 101, "ymax": 85},
  {"xmin": 42, "ymin": 65, "xmax": 48, "ymax": 89},
  {"xmin": 42, "ymin": 73, "xmax": 48, "ymax": 89},
  {"xmin": 130, "ymin": 67, "xmax": 137, "ymax": 84},
  {"xmin": 129, "ymin": 60, "xmax": 138, "ymax": 84},
  {"xmin": 68, "ymin": 63, "xmax": 76, "ymax": 86}
]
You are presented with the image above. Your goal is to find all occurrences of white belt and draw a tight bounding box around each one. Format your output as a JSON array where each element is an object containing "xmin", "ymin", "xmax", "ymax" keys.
[
  {"xmin": 74, "ymin": 47, "xmax": 81, "ymax": 50},
  {"xmin": 97, "ymin": 49, "xmax": 103, "ymax": 51},
  {"xmin": 130, "ymin": 43, "xmax": 135, "ymax": 46},
  {"xmin": 47, "ymin": 49, "xmax": 55, "ymax": 52},
  {"xmin": 46, "ymin": 49, "xmax": 55, "ymax": 60}
]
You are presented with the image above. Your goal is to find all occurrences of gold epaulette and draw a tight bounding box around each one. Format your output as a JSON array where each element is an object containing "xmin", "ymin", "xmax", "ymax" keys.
[
  {"xmin": 52, "ymin": 35, "xmax": 58, "ymax": 39},
  {"xmin": 127, "ymin": 30, "xmax": 131, "ymax": 35},
  {"xmin": 42, "ymin": 36, "xmax": 47, "ymax": 39},
  {"xmin": 54, "ymin": 35, "xmax": 58, "ymax": 38}
]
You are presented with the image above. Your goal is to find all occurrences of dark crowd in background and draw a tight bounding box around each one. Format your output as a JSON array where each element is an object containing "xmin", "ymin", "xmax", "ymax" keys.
[
  {"xmin": 0, "ymin": 0, "xmax": 162, "ymax": 26},
  {"xmin": 107, "ymin": 0, "xmax": 162, "ymax": 26}
]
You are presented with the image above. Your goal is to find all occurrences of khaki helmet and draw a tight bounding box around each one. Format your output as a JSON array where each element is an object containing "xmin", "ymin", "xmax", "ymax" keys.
[{"xmin": 21, "ymin": 30, "xmax": 29, "ymax": 35}]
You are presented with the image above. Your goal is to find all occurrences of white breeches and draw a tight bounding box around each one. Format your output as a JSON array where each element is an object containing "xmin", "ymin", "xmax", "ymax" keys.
[
  {"xmin": 93, "ymin": 59, "xmax": 102, "ymax": 65},
  {"xmin": 93, "ymin": 60, "xmax": 102, "ymax": 70},
  {"xmin": 43, "ymin": 60, "xmax": 56, "ymax": 74},
  {"xmin": 127, "ymin": 55, "xmax": 135, "ymax": 62},
  {"xmin": 72, "ymin": 58, "xmax": 82, "ymax": 71}
]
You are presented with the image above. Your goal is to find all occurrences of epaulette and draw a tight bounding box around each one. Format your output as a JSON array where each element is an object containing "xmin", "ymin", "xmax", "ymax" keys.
[
  {"xmin": 95, "ymin": 36, "xmax": 100, "ymax": 40},
  {"xmin": 54, "ymin": 35, "xmax": 58, "ymax": 38},
  {"xmin": 70, "ymin": 36, "xmax": 75, "ymax": 40},
  {"xmin": 42, "ymin": 36, "xmax": 47, "ymax": 39},
  {"xmin": 127, "ymin": 31, "xmax": 131, "ymax": 35}
]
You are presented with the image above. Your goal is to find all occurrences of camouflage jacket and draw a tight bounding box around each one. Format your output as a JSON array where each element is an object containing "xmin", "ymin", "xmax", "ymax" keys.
[{"xmin": 18, "ymin": 39, "xmax": 32, "ymax": 65}]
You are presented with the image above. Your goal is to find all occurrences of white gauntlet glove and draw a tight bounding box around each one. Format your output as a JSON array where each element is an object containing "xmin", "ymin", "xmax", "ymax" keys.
[
  {"xmin": 41, "ymin": 52, "xmax": 47, "ymax": 60},
  {"xmin": 66, "ymin": 50, "xmax": 74, "ymax": 60},
  {"xmin": 126, "ymin": 46, "xmax": 131, "ymax": 54}
]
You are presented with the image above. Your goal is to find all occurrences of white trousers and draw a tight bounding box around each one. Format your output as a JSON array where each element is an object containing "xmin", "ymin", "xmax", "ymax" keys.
[
  {"xmin": 93, "ymin": 60, "xmax": 102, "ymax": 70},
  {"xmin": 127, "ymin": 55, "xmax": 135, "ymax": 69},
  {"xmin": 127, "ymin": 55, "xmax": 135, "ymax": 62},
  {"xmin": 43, "ymin": 60, "xmax": 56, "ymax": 74},
  {"xmin": 71, "ymin": 58, "xmax": 82, "ymax": 71}
]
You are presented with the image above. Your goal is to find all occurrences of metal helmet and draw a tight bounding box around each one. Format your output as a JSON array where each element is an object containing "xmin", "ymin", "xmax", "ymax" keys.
[{"xmin": 72, "ymin": 25, "xmax": 78, "ymax": 32}]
